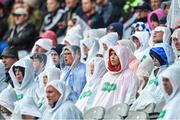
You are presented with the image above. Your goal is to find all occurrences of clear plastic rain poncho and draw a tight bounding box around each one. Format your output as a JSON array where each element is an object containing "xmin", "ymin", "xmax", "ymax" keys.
[
  {"xmin": 0, "ymin": 85, "xmax": 17, "ymax": 119},
  {"xmin": 0, "ymin": 61, "xmax": 8, "ymax": 92},
  {"xmin": 98, "ymin": 32, "xmax": 118, "ymax": 55},
  {"xmin": 83, "ymin": 28, "xmax": 107, "ymax": 39},
  {"xmin": 149, "ymin": 26, "xmax": 172, "ymax": 47},
  {"xmin": 60, "ymin": 45, "xmax": 86, "ymax": 103},
  {"xmin": 75, "ymin": 57, "xmax": 107, "ymax": 112},
  {"xmin": 130, "ymin": 43, "xmax": 174, "ymax": 112},
  {"xmin": 80, "ymin": 38, "xmax": 99, "ymax": 63},
  {"xmin": 118, "ymin": 39, "xmax": 140, "ymax": 72},
  {"xmin": 131, "ymin": 31, "xmax": 150, "ymax": 61},
  {"xmin": 62, "ymin": 25, "xmax": 83, "ymax": 46},
  {"xmin": 171, "ymin": 28, "xmax": 180, "ymax": 61},
  {"xmin": 8, "ymin": 58, "xmax": 35, "ymax": 119},
  {"xmin": 166, "ymin": 0, "xmax": 180, "ymax": 29},
  {"xmin": 92, "ymin": 45, "xmax": 138, "ymax": 108},
  {"xmin": 158, "ymin": 62, "xmax": 180, "ymax": 119},
  {"xmin": 41, "ymin": 80, "xmax": 83, "ymax": 120}
]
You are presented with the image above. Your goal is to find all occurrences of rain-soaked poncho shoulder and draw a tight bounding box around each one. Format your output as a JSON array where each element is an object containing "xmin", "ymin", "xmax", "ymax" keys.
[
  {"xmin": 20, "ymin": 96, "xmax": 41, "ymax": 118},
  {"xmin": 60, "ymin": 45, "xmax": 86, "ymax": 103},
  {"xmin": 131, "ymin": 31, "xmax": 150, "ymax": 60},
  {"xmin": 80, "ymin": 38, "xmax": 99, "ymax": 63},
  {"xmin": 42, "ymin": 80, "xmax": 82, "ymax": 120},
  {"xmin": 0, "ymin": 85, "xmax": 17, "ymax": 113},
  {"xmin": 0, "ymin": 61, "xmax": 8, "ymax": 92},
  {"xmin": 171, "ymin": 28, "xmax": 180, "ymax": 61},
  {"xmin": 150, "ymin": 43, "xmax": 174, "ymax": 66},
  {"xmin": 76, "ymin": 57, "xmax": 107, "ymax": 112},
  {"xmin": 98, "ymin": 32, "xmax": 118, "ymax": 55},
  {"xmin": 149, "ymin": 26, "xmax": 172, "ymax": 47},
  {"xmin": 83, "ymin": 28, "xmax": 107, "ymax": 39},
  {"xmin": 166, "ymin": 0, "xmax": 180, "ymax": 29},
  {"xmin": 92, "ymin": 45, "xmax": 138, "ymax": 108},
  {"xmin": 158, "ymin": 63, "xmax": 180, "ymax": 119}
]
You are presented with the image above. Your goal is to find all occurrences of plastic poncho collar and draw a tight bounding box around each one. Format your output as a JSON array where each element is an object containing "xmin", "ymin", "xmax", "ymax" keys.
[
  {"xmin": 9, "ymin": 58, "xmax": 34, "ymax": 94},
  {"xmin": 105, "ymin": 45, "xmax": 130, "ymax": 74},
  {"xmin": 150, "ymin": 43, "xmax": 174, "ymax": 66},
  {"xmin": 80, "ymin": 38, "xmax": 99, "ymax": 62},
  {"xmin": 46, "ymin": 80, "xmax": 70, "ymax": 112}
]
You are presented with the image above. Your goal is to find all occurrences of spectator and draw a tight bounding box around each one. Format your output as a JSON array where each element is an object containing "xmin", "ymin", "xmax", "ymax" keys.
[
  {"xmin": 1, "ymin": 47, "xmax": 19, "ymax": 87},
  {"xmin": 147, "ymin": 8, "xmax": 166, "ymax": 30},
  {"xmin": 131, "ymin": 31, "xmax": 150, "ymax": 61},
  {"xmin": 150, "ymin": 0, "xmax": 161, "ymax": 11},
  {"xmin": 42, "ymin": 80, "xmax": 83, "ymax": 119},
  {"xmin": 50, "ymin": 44, "xmax": 65, "ymax": 69},
  {"xmin": 81, "ymin": 0, "xmax": 104, "ymax": 28},
  {"xmin": 158, "ymin": 62, "xmax": 180, "ymax": 119},
  {"xmin": 96, "ymin": 0, "xmax": 120, "ymax": 26},
  {"xmin": 4, "ymin": 7, "xmax": 38, "ymax": 52},
  {"xmin": 60, "ymin": 45, "xmax": 86, "ymax": 103},
  {"xmin": 171, "ymin": 28, "xmax": 180, "ymax": 61},
  {"xmin": 76, "ymin": 56, "xmax": 107, "ymax": 112},
  {"xmin": 130, "ymin": 43, "xmax": 174, "ymax": 112},
  {"xmin": 40, "ymin": 0, "xmax": 65, "ymax": 37},
  {"xmin": 23, "ymin": 0, "xmax": 43, "ymax": 31},
  {"xmin": 92, "ymin": 45, "xmax": 138, "ymax": 108}
]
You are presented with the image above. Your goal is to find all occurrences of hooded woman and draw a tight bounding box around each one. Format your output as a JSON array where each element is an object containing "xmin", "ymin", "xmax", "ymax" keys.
[
  {"xmin": 131, "ymin": 31, "xmax": 150, "ymax": 61},
  {"xmin": 98, "ymin": 32, "xmax": 118, "ymax": 56},
  {"xmin": 92, "ymin": 45, "xmax": 138, "ymax": 108},
  {"xmin": 147, "ymin": 8, "xmax": 167, "ymax": 30},
  {"xmin": 41, "ymin": 80, "xmax": 82, "ymax": 120},
  {"xmin": 158, "ymin": 62, "xmax": 180, "ymax": 119},
  {"xmin": 149, "ymin": 26, "xmax": 171, "ymax": 47},
  {"xmin": 76, "ymin": 56, "xmax": 107, "ymax": 112},
  {"xmin": 8, "ymin": 58, "xmax": 35, "ymax": 119},
  {"xmin": 171, "ymin": 28, "xmax": 180, "ymax": 61},
  {"xmin": 60, "ymin": 45, "xmax": 86, "ymax": 103},
  {"xmin": 80, "ymin": 38, "xmax": 99, "ymax": 63},
  {"xmin": 130, "ymin": 43, "xmax": 174, "ymax": 112}
]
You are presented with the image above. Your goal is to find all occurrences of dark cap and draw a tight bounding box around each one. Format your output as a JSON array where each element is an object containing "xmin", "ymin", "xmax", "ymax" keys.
[
  {"xmin": 135, "ymin": 2, "xmax": 152, "ymax": 11},
  {"xmin": 0, "ymin": 48, "xmax": 19, "ymax": 59}
]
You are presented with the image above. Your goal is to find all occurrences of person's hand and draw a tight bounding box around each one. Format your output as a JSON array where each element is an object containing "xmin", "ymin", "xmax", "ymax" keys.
[{"xmin": 0, "ymin": 105, "xmax": 12, "ymax": 116}]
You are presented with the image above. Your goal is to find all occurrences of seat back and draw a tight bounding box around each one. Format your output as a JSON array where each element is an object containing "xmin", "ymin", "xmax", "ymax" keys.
[
  {"xmin": 143, "ymin": 103, "xmax": 156, "ymax": 113},
  {"xmin": 126, "ymin": 111, "xmax": 149, "ymax": 120},
  {"xmin": 106, "ymin": 103, "xmax": 129, "ymax": 117},
  {"xmin": 83, "ymin": 106, "xmax": 105, "ymax": 120}
]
